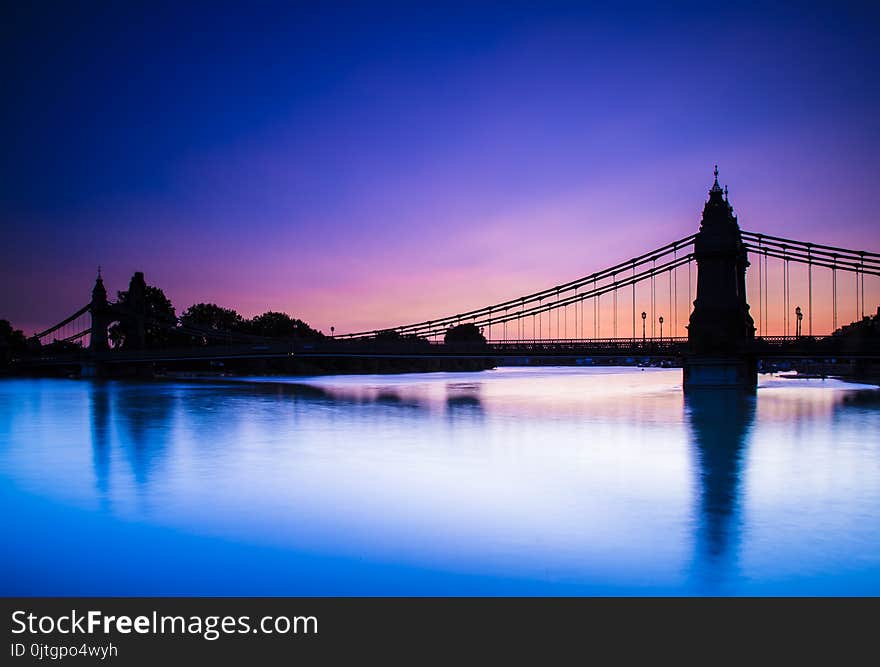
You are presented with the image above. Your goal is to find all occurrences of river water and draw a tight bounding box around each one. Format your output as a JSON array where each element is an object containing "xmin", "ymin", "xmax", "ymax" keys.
[{"xmin": 1, "ymin": 367, "xmax": 879, "ymax": 595}]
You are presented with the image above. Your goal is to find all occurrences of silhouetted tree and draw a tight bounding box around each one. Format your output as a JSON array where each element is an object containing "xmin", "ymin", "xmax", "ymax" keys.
[
  {"xmin": 833, "ymin": 307, "xmax": 880, "ymax": 339},
  {"xmin": 246, "ymin": 311, "xmax": 324, "ymax": 339},
  {"xmin": 372, "ymin": 329, "xmax": 430, "ymax": 347},
  {"xmin": 109, "ymin": 285, "xmax": 178, "ymax": 348},
  {"xmin": 0, "ymin": 319, "xmax": 28, "ymax": 366},
  {"xmin": 0, "ymin": 320, "xmax": 27, "ymax": 351},
  {"xmin": 829, "ymin": 307, "xmax": 880, "ymax": 355},
  {"xmin": 373, "ymin": 329, "xmax": 403, "ymax": 342},
  {"xmin": 180, "ymin": 303, "xmax": 245, "ymax": 332},
  {"xmin": 444, "ymin": 323, "xmax": 486, "ymax": 344}
]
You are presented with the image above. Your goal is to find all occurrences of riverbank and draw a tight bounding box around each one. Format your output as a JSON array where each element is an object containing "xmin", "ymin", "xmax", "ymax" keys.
[
  {"xmin": 2, "ymin": 355, "xmax": 498, "ymax": 379},
  {"xmin": 788, "ymin": 359, "xmax": 880, "ymax": 386}
]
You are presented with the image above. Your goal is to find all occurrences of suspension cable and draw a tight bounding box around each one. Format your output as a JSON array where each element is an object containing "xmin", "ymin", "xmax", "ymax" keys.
[
  {"xmin": 832, "ymin": 260, "xmax": 838, "ymax": 331},
  {"xmin": 651, "ymin": 257, "xmax": 656, "ymax": 338},
  {"xmin": 783, "ymin": 247, "xmax": 789, "ymax": 337},
  {"xmin": 756, "ymin": 239, "xmax": 763, "ymax": 336},
  {"xmin": 855, "ymin": 269, "xmax": 859, "ymax": 324},
  {"xmin": 673, "ymin": 247, "xmax": 678, "ymax": 336},
  {"xmin": 339, "ymin": 234, "xmax": 697, "ymax": 338},
  {"xmin": 631, "ymin": 262, "xmax": 636, "ymax": 339},
  {"xmin": 742, "ymin": 230, "xmax": 880, "ymax": 261},
  {"xmin": 807, "ymin": 244, "xmax": 812, "ymax": 337},
  {"xmin": 764, "ymin": 249, "xmax": 769, "ymax": 335},
  {"xmin": 35, "ymin": 304, "xmax": 91, "ymax": 339},
  {"xmin": 688, "ymin": 256, "xmax": 693, "ymax": 319},
  {"xmin": 612, "ymin": 273, "xmax": 617, "ymax": 339}
]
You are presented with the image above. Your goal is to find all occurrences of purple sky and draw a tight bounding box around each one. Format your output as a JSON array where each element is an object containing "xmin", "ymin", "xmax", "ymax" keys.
[{"xmin": 2, "ymin": 2, "xmax": 878, "ymax": 336}]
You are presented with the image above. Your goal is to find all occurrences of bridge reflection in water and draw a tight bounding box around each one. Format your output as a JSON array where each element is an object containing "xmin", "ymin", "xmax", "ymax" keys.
[
  {"xmin": 86, "ymin": 378, "xmax": 756, "ymax": 580},
  {"xmin": 685, "ymin": 389, "xmax": 755, "ymax": 588},
  {"xmin": 2, "ymin": 369, "xmax": 879, "ymax": 594}
]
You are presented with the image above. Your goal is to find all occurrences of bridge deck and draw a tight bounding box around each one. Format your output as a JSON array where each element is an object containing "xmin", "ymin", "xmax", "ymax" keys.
[{"xmin": 14, "ymin": 335, "xmax": 879, "ymax": 368}]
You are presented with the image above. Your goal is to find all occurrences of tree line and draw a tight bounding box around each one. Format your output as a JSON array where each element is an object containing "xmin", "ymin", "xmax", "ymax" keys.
[
  {"xmin": 104, "ymin": 282, "xmax": 485, "ymax": 348},
  {"xmin": 0, "ymin": 280, "xmax": 327, "ymax": 358},
  {"xmin": 106, "ymin": 282, "xmax": 326, "ymax": 349},
  {"xmin": 2, "ymin": 280, "xmax": 489, "ymax": 360}
]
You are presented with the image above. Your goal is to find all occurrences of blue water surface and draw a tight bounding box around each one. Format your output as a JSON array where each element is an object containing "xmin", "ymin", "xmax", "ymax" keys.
[{"xmin": 1, "ymin": 368, "xmax": 879, "ymax": 595}]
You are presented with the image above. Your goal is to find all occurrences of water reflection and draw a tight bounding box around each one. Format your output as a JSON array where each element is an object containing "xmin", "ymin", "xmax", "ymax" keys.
[
  {"xmin": 88, "ymin": 382, "xmax": 111, "ymax": 500},
  {"xmin": 227, "ymin": 379, "xmax": 429, "ymax": 410},
  {"xmin": 445, "ymin": 383, "xmax": 484, "ymax": 422},
  {"xmin": 839, "ymin": 389, "xmax": 880, "ymax": 409},
  {"xmin": 685, "ymin": 389, "xmax": 756, "ymax": 589},
  {"xmin": 3, "ymin": 370, "xmax": 879, "ymax": 595},
  {"xmin": 114, "ymin": 385, "xmax": 175, "ymax": 487},
  {"xmin": 374, "ymin": 390, "xmax": 423, "ymax": 409}
]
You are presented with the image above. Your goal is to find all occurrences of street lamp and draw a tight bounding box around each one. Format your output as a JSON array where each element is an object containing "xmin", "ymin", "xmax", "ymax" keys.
[
  {"xmin": 641, "ymin": 311, "xmax": 647, "ymax": 342},
  {"xmin": 795, "ymin": 306, "xmax": 802, "ymax": 338},
  {"xmin": 330, "ymin": 326, "xmax": 335, "ymax": 338},
  {"xmin": 658, "ymin": 316, "xmax": 664, "ymax": 341}
]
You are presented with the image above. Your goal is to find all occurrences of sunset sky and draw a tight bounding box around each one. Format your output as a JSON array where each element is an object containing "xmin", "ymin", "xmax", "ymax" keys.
[{"xmin": 2, "ymin": 1, "xmax": 878, "ymax": 337}]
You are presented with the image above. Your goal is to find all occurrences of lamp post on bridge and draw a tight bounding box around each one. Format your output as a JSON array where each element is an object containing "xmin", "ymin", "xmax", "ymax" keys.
[
  {"xmin": 658, "ymin": 316, "xmax": 664, "ymax": 341},
  {"xmin": 795, "ymin": 307, "xmax": 802, "ymax": 339},
  {"xmin": 641, "ymin": 311, "xmax": 646, "ymax": 343}
]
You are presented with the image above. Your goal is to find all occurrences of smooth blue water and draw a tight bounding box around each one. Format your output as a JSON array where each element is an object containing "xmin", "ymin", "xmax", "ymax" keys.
[{"xmin": 2, "ymin": 368, "xmax": 879, "ymax": 595}]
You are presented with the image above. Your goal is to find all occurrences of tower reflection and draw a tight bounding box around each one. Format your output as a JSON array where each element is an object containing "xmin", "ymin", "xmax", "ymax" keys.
[
  {"xmin": 685, "ymin": 389, "xmax": 756, "ymax": 588},
  {"xmin": 114, "ymin": 384, "xmax": 174, "ymax": 487},
  {"xmin": 88, "ymin": 381, "xmax": 111, "ymax": 500}
]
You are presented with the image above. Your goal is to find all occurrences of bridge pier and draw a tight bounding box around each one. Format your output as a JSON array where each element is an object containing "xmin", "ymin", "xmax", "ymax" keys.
[
  {"xmin": 685, "ymin": 168, "xmax": 757, "ymax": 391},
  {"xmin": 683, "ymin": 356, "xmax": 756, "ymax": 389}
]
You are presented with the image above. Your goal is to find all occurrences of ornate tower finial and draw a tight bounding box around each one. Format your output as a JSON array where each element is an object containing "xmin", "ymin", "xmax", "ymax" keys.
[
  {"xmin": 91, "ymin": 263, "xmax": 108, "ymax": 307},
  {"xmin": 710, "ymin": 165, "xmax": 723, "ymax": 193},
  {"xmin": 724, "ymin": 184, "xmax": 729, "ymax": 199}
]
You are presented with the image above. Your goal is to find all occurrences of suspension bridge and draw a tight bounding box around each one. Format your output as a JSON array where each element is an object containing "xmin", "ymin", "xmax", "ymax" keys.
[{"xmin": 16, "ymin": 169, "xmax": 880, "ymax": 387}]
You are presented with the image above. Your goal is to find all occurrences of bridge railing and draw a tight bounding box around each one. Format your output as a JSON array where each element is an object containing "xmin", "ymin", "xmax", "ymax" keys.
[
  {"xmin": 483, "ymin": 337, "xmax": 689, "ymax": 345},
  {"xmin": 756, "ymin": 335, "xmax": 832, "ymax": 343}
]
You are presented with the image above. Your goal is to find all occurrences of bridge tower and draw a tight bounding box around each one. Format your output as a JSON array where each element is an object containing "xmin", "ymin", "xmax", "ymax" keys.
[
  {"xmin": 126, "ymin": 271, "xmax": 148, "ymax": 349},
  {"xmin": 88, "ymin": 269, "xmax": 149, "ymax": 353},
  {"xmin": 89, "ymin": 268, "xmax": 110, "ymax": 351},
  {"xmin": 684, "ymin": 167, "xmax": 756, "ymax": 388}
]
